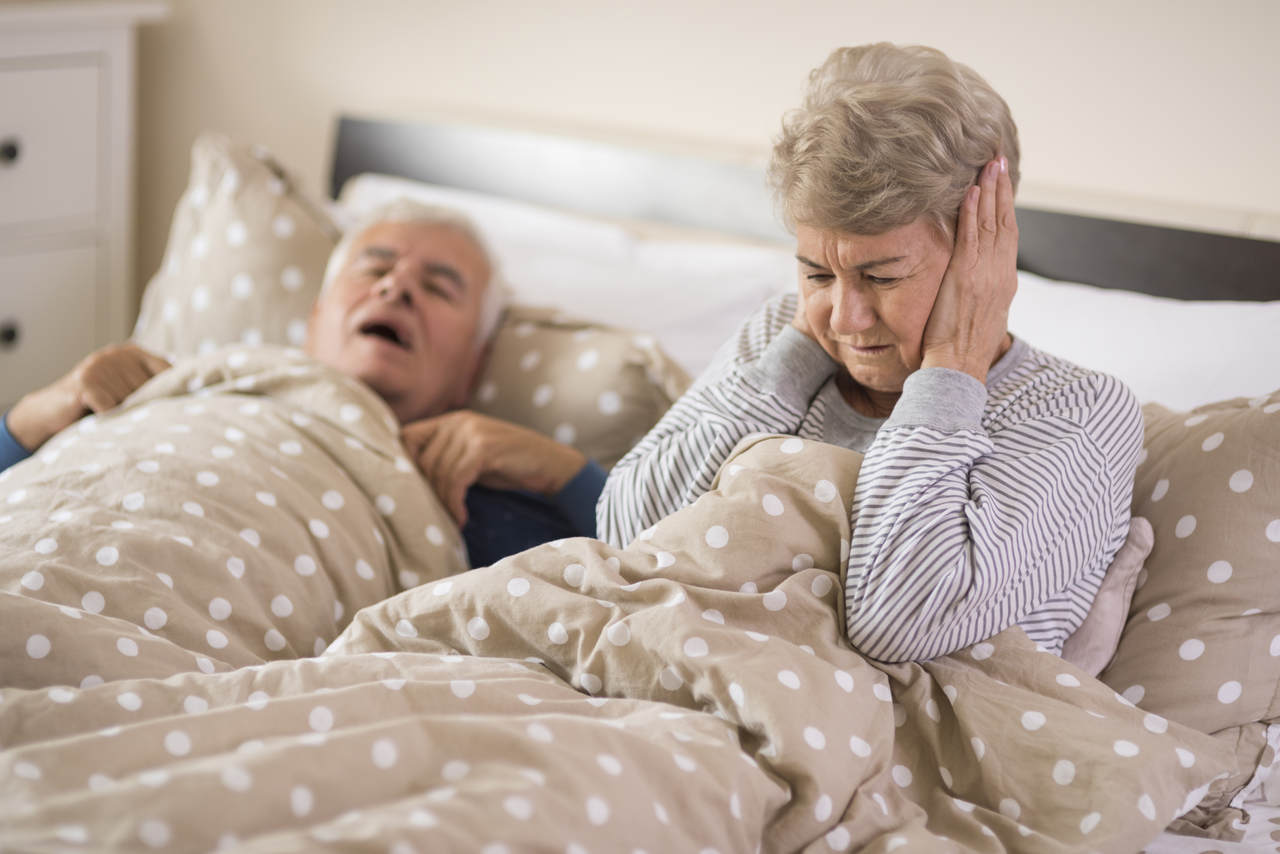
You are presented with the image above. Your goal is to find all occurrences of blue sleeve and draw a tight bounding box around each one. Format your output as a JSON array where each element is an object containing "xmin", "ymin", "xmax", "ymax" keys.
[
  {"xmin": 0, "ymin": 411, "xmax": 34, "ymax": 472},
  {"xmin": 550, "ymin": 459, "xmax": 607, "ymax": 538},
  {"xmin": 460, "ymin": 460, "xmax": 608, "ymax": 569}
]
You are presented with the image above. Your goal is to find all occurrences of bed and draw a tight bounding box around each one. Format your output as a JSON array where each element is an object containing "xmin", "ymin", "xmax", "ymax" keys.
[{"xmin": 1, "ymin": 115, "xmax": 1278, "ymax": 853}]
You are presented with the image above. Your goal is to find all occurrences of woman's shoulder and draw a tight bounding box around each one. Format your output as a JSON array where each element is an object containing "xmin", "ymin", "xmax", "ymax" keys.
[
  {"xmin": 696, "ymin": 291, "xmax": 797, "ymax": 379},
  {"xmin": 987, "ymin": 338, "xmax": 1142, "ymax": 439}
]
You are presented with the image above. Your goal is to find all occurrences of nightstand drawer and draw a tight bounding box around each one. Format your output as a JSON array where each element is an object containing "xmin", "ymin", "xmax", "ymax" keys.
[
  {"xmin": 0, "ymin": 62, "xmax": 100, "ymax": 231},
  {"xmin": 0, "ymin": 245, "xmax": 99, "ymax": 411}
]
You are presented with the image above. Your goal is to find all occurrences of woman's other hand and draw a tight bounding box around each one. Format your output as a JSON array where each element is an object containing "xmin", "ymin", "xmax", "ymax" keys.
[
  {"xmin": 920, "ymin": 156, "xmax": 1018, "ymax": 382},
  {"xmin": 7, "ymin": 343, "xmax": 171, "ymax": 452},
  {"xmin": 789, "ymin": 292, "xmax": 820, "ymax": 343},
  {"xmin": 401, "ymin": 411, "xmax": 587, "ymax": 527}
]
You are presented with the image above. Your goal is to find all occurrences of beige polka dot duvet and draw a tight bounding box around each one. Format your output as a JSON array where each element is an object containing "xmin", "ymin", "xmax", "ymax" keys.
[
  {"xmin": 0, "ymin": 371, "xmax": 1234, "ymax": 852},
  {"xmin": 0, "ymin": 347, "xmax": 465, "ymax": 688}
]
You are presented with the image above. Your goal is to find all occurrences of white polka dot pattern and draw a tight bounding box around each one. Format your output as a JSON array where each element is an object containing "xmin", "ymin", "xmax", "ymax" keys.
[
  {"xmin": 1101, "ymin": 390, "xmax": 1280, "ymax": 822},
  {"xmin": 1, "ymin": 346, "xmax": 465, "ymax": 695},
  {"xmin": 0, "ymin": 421, "xmax": 1233, "ymax": 852},
  {"xmin": 468, "ymin": 305, "xmax": 690, "ymax": 469},
  {"xmin": 133, "ymin": 135, "xmax": 337, "ymax": 365}
]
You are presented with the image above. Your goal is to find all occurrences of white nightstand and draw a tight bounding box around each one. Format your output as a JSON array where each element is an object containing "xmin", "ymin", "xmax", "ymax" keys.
[{"xmin": 0, "ymin": 1, "xmax": 166, "ymax": 412}]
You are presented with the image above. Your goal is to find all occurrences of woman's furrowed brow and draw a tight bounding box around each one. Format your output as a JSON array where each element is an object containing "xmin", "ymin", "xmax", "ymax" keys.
[
  {"xmin": 797, "ymin": 253, "xmax": 907, "ymax": 271},
  {"xmin": 854, "ymin": 255, "xmax": 907, "ymax": 270}
]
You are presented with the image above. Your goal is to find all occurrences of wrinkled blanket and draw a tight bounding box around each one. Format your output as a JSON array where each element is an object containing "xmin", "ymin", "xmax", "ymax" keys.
[
  {"xmin": 1, "ymin": 347, "xmax": 465, "ymax": 689},
  {"xmin": 1, "ymin": 350, "xmax": 1233, "ymax": 853}
]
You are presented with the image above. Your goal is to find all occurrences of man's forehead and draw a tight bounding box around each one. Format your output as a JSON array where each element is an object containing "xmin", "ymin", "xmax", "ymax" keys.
[
  {"xmin": 354, "ymin": 220, "xmax": 467, "ymax": 251},
  {"xmin": 351, "ymin": 221, "xmax": 489, "ymax": 280}
]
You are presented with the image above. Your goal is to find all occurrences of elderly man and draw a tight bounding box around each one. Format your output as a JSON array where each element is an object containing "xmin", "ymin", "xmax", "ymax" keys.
[{"xmin": 0, "ymin": 200, "xmax": 604, "ymax": 566}]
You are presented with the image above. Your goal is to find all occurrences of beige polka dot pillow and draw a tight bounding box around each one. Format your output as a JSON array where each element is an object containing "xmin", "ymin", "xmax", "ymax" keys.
[
  {"xmin": 1100, "ymin": 388, "xmax": 1280, "ymax": 829},
  {"xmin": 133, "ymin": 133, "xmax": 340, "ymax": 358},
  {"xmin": 469, "ymin": 305, "xmax": 691, "ymax": 469},
  {"xmin": 131, "ymin": 138, "xmax": 689, "ymax": 468}
]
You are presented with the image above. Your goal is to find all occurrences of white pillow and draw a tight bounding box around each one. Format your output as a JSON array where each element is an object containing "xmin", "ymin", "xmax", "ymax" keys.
[
  {"xmin": 336, "ymin": 174, "xmax": 794, "ymax": 374},
  {"xmin": 337, "ymin": 175, "xmax": 1280, "ymax": 407},
  {"xmin": 1009, "ymin": 271, "xmax": 1280, "ymax": 409}
]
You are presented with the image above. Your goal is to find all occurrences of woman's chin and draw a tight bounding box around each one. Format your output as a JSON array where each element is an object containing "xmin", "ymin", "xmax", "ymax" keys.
[{"xmin": 839, "ymin": 366, "xmax": 908, "ymax": 396}]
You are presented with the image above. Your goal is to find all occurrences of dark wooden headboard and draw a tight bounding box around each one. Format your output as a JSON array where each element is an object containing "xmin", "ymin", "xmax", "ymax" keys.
[{"xmin": 330, "ymin": 115, "xmax": 1280, "ymax": 302}]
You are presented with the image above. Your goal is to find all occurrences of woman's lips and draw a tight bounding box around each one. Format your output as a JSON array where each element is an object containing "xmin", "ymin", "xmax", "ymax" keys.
[{"xmin": 838, "ymin": 342, "xmax": 891, "ymax": 354}]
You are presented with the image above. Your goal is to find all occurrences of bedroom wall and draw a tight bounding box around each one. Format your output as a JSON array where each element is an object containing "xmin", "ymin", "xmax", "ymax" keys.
[{"xmin": 125, "ymin": 0, "xmax": 1280, "ymax": 304}]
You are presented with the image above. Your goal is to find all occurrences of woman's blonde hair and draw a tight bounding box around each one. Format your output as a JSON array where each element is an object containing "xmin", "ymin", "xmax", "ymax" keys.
[{"xmin": 769, "ymin": 43, "xmax": 1020, "ymax": 240}]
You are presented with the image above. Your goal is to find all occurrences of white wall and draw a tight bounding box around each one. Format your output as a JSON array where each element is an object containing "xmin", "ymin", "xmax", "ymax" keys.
[{"xmin": 133, "ymin": 0, "xmax": 1280, "ymax": 297}]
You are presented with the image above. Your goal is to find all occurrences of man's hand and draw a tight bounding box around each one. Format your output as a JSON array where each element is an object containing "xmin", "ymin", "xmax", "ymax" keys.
[
  {"xmin": 920, "ymin": 156, "xmax": 1019, "ymax": 382},
  {"xmin": 7, "ymin": 343, "xmax": 171, "ymax": 453},
  {"xmin": 401, "ymin": 411, "xmax": 587, "ymax": 527}
]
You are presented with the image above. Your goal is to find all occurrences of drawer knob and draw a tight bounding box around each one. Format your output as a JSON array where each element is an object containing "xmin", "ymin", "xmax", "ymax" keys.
[
  {"xmin": 0, "ymin": 320, "xmax": 18, "ymax": 349},
  {"xmin": 0, "ymin": 138, "xmax": 19, "ymax": 166}
]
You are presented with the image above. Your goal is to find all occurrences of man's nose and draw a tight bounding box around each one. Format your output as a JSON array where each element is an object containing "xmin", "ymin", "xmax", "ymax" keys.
[
  {"xmin": 376, "ymin": 269, "xmax": 415, "ymax": 306},
  {"xmin": 829, "ymin": 282, "xmax": 876, "ymax": 334}
]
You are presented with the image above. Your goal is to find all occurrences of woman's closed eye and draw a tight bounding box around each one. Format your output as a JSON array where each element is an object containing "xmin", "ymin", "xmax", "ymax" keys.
[{"xmin": 804, "ymin": 272, "xmax": 900, "ymax": 286}]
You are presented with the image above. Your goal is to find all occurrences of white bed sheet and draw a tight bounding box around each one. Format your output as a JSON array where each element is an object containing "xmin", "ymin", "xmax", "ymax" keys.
[
  {"xmin": 1143, "ymin": 799, "xmax": 1279, "ymax": 853},
  {"xmin": 336, "ymin": 173, "xmax": 1280, "ymax": 410}
]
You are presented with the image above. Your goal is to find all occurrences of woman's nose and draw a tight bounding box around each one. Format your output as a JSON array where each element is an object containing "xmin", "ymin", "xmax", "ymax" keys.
[{"xmin": 829, "ymin": 282, "xmax": 876, "ymax": 334}]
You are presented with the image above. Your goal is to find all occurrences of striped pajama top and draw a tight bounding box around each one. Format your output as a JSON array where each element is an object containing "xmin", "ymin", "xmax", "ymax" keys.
[{"xmin": 597, "ymin": 292, "xmax": 1144, "ymax": 663}]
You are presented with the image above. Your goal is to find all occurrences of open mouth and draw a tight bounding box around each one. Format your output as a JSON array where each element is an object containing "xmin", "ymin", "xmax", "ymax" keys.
[{"xmin": 359, "ymin": 322, "xmax": 409, "ymax": 350}]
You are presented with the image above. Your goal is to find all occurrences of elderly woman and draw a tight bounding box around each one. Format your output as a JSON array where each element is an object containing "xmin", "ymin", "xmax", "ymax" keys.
[{"xmin": 597, "ymin": 43, "xmax": 1143, "ymax": 663}]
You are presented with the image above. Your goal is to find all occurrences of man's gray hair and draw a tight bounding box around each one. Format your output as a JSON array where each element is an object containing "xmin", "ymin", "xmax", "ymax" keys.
[{"xmin": 323, "ymin": 198, "xmax": 509, "ymax": 348}]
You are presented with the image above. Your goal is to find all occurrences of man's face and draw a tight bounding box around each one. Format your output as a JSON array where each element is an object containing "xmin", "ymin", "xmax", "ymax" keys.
[{"xmin": 305, "ymin": 221, "xmax": 491, "ymax": 424}]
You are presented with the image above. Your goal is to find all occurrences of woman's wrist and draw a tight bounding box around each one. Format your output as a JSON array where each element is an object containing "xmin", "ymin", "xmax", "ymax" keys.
[
  {"xmin": 748, "ymin": 326, "xmax": 837, "ymax": 408},
  {"xmin": 920, "ymin": 333, "xmax": 1014, "ymax": 385}
]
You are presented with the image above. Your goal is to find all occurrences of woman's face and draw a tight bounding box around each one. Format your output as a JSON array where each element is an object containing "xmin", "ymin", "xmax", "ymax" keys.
[{"xmin": 795, "ymin": 219, "xmax": 952, "ymax": 402}]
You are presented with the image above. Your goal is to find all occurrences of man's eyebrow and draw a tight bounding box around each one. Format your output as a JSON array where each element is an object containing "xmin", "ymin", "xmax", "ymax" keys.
[
  {"xmin": 796, "ymin": 253, "xmax": 907, "ymax": 271},
  {"xmin": 424, "ymin": 263, "xmax": 465, "ymax": 292},
  {"xmin": 357, "ymin": 246, "xmax": 466, "ymax": 291},
  {"xmin": 357, "ymin": 246, "xmax": 398, "ymax": 262}
]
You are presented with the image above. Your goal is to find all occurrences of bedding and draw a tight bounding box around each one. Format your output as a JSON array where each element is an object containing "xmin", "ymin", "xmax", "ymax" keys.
[
  {"xmin": 1144, "ymin": 797, "xmax": 1280, "ymax": 853},
  {"xmin": 6, "ymin": 127, "xmax": 1279, "ymax": 851},
  {"xmin": 1100, "ymin": 389, "xmax": 1280, "ymax": 837},
  {"xmin": 1008, "ymin": 271, "xmax": 1280, "ymax": 412},
  {"xmin": 1058, "ymin": 515, "xmax": 1152, "ymax": 677},
  {"xmin": 132, "ymin": 134, "xmax": 340, "ymax": 359},
  {"xmin": 341, "ymin": 174, "xmax": 1280, "ymax": 411},
  {"xmin": 1, "ymin": 348, "xmax": 465, "ymax": 689},
  {"xmin": 132, "ymin": 136, "xmax": 689, "ymax": 470},
  {"xmin": 336, "ymin": 171, "xmax": 798, "ymax": 375},
  {"xmin": 2, "ymin": 427, "xmax": 1233, "ymax": 852},
  {"xmin": 469, "ymin": 305, "xmax": 689, "ymax": 470}
]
